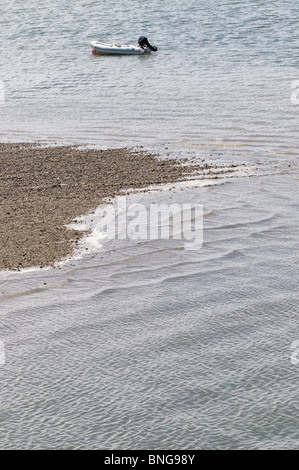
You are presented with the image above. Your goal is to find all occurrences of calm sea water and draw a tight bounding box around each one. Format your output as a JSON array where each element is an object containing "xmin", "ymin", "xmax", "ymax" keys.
[
  {"xmin": 0, "ymin": 0, "xmax": 299, "ymax": 450},
  {"xmin": 0, "ymin": 0, "xmax": 298, "ymax": 155}
]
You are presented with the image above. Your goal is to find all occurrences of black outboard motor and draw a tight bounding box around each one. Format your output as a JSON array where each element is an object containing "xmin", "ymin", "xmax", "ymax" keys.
[{"xmin": 138, "ymin": 36, "xmax": 158, "ymax": 52}]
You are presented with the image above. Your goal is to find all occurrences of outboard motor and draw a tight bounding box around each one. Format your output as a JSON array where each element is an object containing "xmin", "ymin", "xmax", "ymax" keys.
[{"xmin": 138, "ymin": 36, "xmax": 158, "ymax": 52}]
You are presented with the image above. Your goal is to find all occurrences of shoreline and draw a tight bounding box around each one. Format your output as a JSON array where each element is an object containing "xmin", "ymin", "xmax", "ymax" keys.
[{"xmin": 1, "ymin": 142, "xmax": 209, "ymax": 271}]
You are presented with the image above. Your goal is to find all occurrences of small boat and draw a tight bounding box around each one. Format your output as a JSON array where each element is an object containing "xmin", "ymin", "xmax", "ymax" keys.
[
  {"xmin": 91, "ymin": 41, "xmax": 146, "ymax": 55},
  {"xmin": 90, "ymin": 36, "xmax": 158, "ymax": 56}
]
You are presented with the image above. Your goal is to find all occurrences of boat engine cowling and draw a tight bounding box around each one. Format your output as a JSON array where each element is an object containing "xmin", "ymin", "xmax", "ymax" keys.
[{"xmin": 138, "ymin": 36, "xmax": 158, "ymax": 51}]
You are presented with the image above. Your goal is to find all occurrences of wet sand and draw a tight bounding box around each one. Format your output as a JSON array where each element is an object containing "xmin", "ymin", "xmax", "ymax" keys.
[{"xmin": 0, "ymin": 142, "xmax": 206, "ymax": 271}]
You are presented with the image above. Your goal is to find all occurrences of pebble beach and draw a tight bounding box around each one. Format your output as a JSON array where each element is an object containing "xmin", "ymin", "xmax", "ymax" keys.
[{"xmin": 0, "ymin": 142, "xmax": 206, "ymax": 270}]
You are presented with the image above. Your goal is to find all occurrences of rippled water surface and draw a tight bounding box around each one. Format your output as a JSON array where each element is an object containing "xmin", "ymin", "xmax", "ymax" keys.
[
  {"xmin": 0, "ymin": 0, "xmax": 299, "ymax": 450},
  {"xmin": 1, "ymin": 170, "xmax": 299, "ymax": 449},
  {"xmin": 0, "ymin": 0, "xmax": 298, "ymax": 155}
]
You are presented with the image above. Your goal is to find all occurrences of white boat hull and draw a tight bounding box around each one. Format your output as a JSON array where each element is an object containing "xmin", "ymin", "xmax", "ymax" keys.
[{"xmin": 90, "ymin": 41, "xmax": 150, "ymax": 55}]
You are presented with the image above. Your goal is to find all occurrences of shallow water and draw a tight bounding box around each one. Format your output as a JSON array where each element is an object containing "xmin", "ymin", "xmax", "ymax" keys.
[
  {"xmin": 0, "ymin": 0, "xmax": 298, "ymax": 156},
  {"xmin": 0, "ymin": 0, "xmax": 299, "ymax": 450},
  {"xmin": 0, "ymin": 168, "xmax": 298, "ymax": 449}
]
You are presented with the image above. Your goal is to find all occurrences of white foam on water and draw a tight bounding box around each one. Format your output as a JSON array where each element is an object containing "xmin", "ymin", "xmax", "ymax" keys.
[
  {"xmin": 62, "ymin": 161, "xmax": 260, "ymax": 263},
  {"xmin": 63, "ymin": 177, "xmax": 223, "ymax": 261}
]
